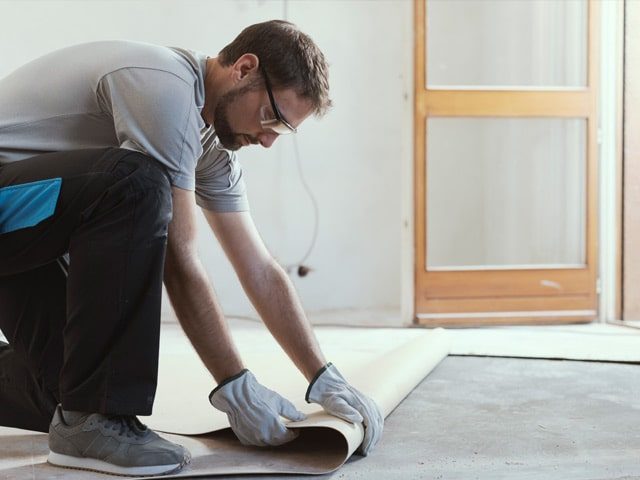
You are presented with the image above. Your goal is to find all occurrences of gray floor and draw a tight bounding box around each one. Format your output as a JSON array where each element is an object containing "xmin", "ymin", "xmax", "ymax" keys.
[
  {"xmin": 2, "ymin": 355, "xmax": 639, "ymax": 479},
  {"xmin": 219, "ymin": 356, "xmax": 640, "ymax": 480}
]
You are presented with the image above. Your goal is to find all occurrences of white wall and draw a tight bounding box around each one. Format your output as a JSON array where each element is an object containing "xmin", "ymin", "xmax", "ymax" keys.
[{"xmin": 0, "ymin": 0, "xmax": 413, "ymax": 325}]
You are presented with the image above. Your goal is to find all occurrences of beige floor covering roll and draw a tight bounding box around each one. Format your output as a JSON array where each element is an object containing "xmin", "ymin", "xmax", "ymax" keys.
[{"xmin": 0, "ymin": 324, "xmax": 450, "ymax": 479}]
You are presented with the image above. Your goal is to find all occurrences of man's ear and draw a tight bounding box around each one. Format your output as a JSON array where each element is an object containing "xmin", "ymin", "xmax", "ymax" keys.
[{"xmin": 231, "ymin": 53, "xmax": 259, "ymax": 84}]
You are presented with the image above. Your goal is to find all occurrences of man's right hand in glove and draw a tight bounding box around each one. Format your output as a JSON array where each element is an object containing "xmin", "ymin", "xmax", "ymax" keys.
[
  {"xmin": 306, "ymin": 362, "xmax": 383, "ymax": 456},
  {"xmin": 209, "ymin": 369, "xmax": 307, "ymax": 446}
]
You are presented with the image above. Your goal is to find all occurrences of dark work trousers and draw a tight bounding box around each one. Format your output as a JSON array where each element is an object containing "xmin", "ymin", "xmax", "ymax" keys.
[{"xmin": 0, "ymin": 148, "xmax": 172, "ymax": 432}]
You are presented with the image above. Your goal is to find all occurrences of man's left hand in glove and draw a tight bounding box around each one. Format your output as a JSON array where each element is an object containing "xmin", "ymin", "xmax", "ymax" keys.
[{"xmin": 209, "ymin": 369, "xmax": 307, "ymax": 446}]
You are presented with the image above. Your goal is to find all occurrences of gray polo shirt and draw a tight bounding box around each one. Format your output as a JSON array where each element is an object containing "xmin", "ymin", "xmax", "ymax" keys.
[{"xmin": 0, "ymin": 40, "xmax": 248, "ymax": 212}]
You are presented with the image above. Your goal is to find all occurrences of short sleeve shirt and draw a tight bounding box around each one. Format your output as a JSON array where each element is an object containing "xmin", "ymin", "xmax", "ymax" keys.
[{"xmin": 0, "ymin": 40, "xmax": 248, "ymax": 212}]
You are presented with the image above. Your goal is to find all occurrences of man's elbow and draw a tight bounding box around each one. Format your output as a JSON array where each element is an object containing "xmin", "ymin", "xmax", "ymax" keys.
[
  {"xmin": 164, "ymin": 244, "xmax": 200, "ymax": 284},
  {"xmin": 238, "ymin": 256, "xmax": 285, "ymax": 289}
]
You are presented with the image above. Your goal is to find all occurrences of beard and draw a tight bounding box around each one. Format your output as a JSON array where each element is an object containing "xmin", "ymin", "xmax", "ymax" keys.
[{"xmin": 213, "ymin": 83, "xmax": 258, "ymax": 151}]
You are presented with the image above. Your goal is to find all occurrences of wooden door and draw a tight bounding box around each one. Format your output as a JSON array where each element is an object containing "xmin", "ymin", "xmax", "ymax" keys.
[{"xmin": 414, "ymin": 0, "xmax": 599, "ymax": 326}]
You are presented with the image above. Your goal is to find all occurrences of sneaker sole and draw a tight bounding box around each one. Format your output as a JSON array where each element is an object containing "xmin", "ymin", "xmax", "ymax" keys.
[{"xmin": 48, "ymin": 451, "xmax": 185, "ymax": 477}]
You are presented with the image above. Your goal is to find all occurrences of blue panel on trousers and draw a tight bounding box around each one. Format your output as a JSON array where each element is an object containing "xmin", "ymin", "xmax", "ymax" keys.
[{"xmin": 0, "ymin": 178, "xmax": 62, "ymax": 234}]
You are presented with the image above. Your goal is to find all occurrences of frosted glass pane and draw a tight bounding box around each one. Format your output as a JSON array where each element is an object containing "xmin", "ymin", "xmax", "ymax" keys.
[
  {"xmin": 426, "ymin": 118, "xmax": 586, "ymax": 269},
  {"xmin": 426, "ymin": 0, "xmax": 587, "ymax": 88}
]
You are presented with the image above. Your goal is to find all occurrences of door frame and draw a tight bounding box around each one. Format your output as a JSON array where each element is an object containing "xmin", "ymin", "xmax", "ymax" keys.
[{"xmin": 622, "ymin": 0, "xmax": 640, "ymax": 323}]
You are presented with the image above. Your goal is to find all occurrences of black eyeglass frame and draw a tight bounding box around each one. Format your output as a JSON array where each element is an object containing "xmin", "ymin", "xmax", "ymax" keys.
[{"xmin": 259, "ymin": 64, "xmax": 297, "ymax": 134}]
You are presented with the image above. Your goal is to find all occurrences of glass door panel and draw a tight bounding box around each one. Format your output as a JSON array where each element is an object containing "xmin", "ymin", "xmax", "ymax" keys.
[
  {"xmin": 426, "ymin": 117, "xmax": 587, "ymax": 269},
  {"xmin": 427, "ymin": 0, "xmax": 588, "ymax": 88}
]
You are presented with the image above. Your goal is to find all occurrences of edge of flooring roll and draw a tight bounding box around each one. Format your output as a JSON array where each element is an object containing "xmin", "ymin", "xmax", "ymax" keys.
[{"xmin": 143, "ymin": 329, "xmax": 451, "ymax": 479}]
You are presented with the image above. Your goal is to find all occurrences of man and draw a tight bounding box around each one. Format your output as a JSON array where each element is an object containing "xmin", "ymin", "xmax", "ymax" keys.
[{"xmin": 0, "ymin": 20, "xmax": 383, "ymax": 477}]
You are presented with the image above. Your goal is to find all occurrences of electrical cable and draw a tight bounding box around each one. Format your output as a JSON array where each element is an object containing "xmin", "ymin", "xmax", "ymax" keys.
[
  {"xmin": 280, "ymin": 0, "xmax": 319, "ymax": 277},
  {"xmin": 284, "ymin": 135, "xmax": 320, "ymax": 277}
]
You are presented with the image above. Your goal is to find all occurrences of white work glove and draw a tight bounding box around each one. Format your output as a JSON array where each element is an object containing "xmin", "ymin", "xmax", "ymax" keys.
[
  {"xmin": 209, "ymin": 369, "xmax": 307, "ymax": 447},
  {"xmin": 306, "ymin": 362, "xmax": 384, "ymax": 456}
]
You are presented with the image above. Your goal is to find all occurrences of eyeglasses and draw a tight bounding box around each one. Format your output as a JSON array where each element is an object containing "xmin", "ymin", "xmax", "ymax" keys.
[{"xmin": 259, "ymin": 64, "xmax": 297, "ymax": 135}]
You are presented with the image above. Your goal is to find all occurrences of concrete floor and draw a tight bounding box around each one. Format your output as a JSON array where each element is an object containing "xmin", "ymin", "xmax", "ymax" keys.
[
  {"xmin": 2, "ymin": 354, "xmax": 639, "ymax": 479},
  {"xmin": 216, "ymin": 356, "xmax": 640, "ymax": 480}
]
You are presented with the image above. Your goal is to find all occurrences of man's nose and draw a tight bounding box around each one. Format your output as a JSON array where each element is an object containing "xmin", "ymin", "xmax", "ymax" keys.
[{"xmin": 258, "ymin": 132, "xmax": 278, "ymax": 148}]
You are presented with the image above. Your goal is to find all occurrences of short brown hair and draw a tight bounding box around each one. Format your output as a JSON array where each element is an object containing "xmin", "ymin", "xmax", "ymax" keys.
[{"xmin": 219, "ymin": 20, "xmax": 332, "ymax": 116}]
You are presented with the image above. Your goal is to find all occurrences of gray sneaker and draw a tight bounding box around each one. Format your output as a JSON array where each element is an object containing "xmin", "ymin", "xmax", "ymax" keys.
[{"xmin": 48, "ymin": 405, "xmax": 190, "ymax": 476}]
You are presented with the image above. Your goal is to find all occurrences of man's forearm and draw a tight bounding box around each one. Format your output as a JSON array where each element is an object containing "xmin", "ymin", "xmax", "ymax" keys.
[
  {"xmin": 164, "ymin": 252, "xmax": 244, "ymax": 383},
  {"xmin": 241, "ymin": 261, "xmax": 326, "ymax": 381}
]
